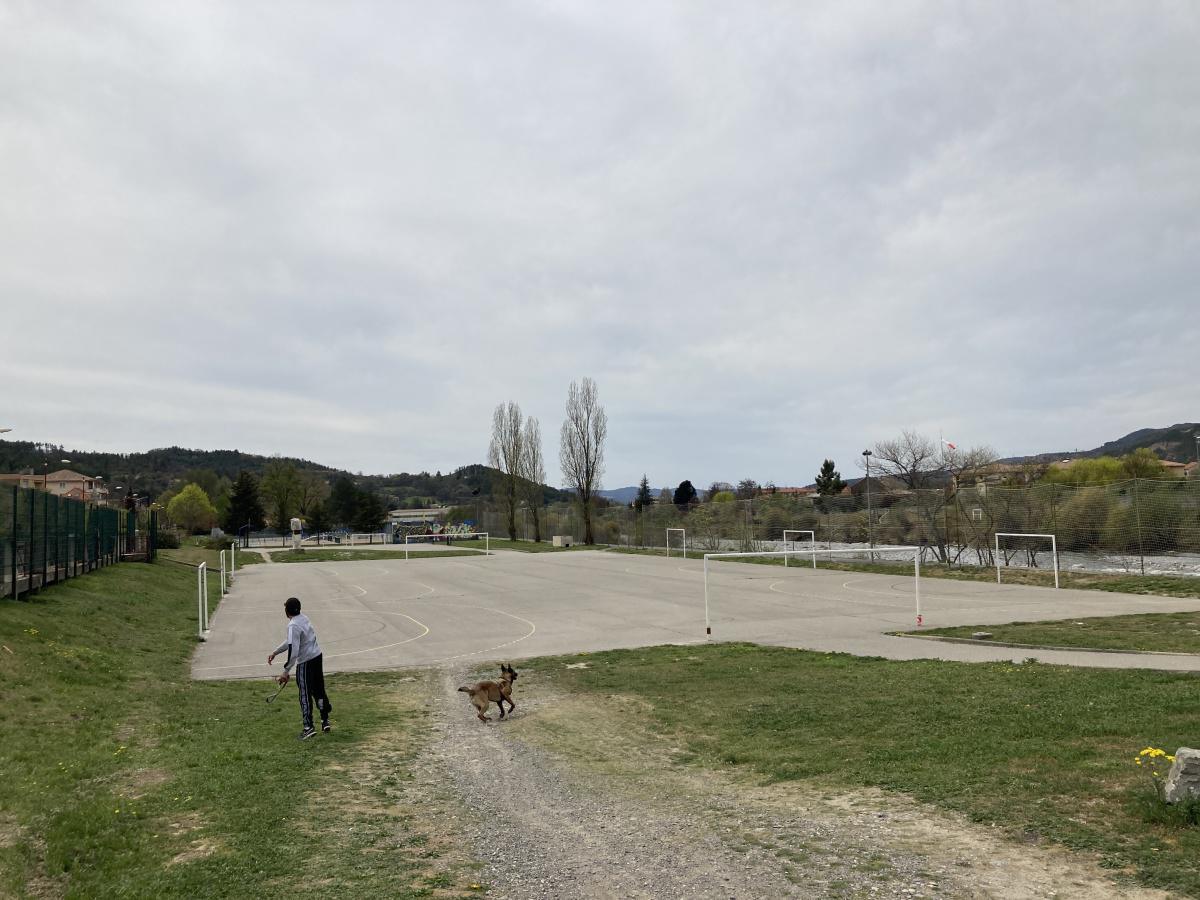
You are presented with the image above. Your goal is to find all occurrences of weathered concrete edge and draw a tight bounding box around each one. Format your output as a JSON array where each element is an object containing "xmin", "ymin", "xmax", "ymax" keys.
[{"xmin": 889, "ymin": 632, "xmax": 1200, "ymax": 658}]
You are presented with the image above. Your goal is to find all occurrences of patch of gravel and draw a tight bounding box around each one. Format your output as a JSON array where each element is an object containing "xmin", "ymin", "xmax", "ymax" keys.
[
  {"xmin": 398, "ymin": 668, "xmax": 1175, "ymax": 900},
  {"xmin": 422, "ymin": 668, "xmax": 802, "ymax": 898}
]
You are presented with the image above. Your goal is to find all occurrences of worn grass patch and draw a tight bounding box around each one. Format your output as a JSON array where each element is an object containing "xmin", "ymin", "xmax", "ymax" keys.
[
  {"xmin": 914, "ymin": 611, "xmax": 1200, "ymax": 654},
  {"xmin": 537, "ymin": 643, "xmax": 1200, "ymax": 896},
  {"xmin": 0, "ymin": 561, "xmax": 469, "ymax": 898}
]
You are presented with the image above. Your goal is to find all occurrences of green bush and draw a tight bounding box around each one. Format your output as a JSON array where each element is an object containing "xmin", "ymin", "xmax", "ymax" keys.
[{"xmin": 154, "ymin": 530, "xmax": 180, "ymax": 549}]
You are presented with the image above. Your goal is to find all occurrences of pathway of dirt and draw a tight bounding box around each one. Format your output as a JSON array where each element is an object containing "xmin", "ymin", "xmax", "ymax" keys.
[{"xmin": 394, "ymin": 668, "xmax": 1174, "ymax": 899}]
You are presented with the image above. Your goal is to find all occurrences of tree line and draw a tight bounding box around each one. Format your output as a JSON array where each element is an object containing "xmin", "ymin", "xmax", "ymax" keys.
[{"xmin": 164, "ymin": 462, "xmax": 388, "ymax": 537}]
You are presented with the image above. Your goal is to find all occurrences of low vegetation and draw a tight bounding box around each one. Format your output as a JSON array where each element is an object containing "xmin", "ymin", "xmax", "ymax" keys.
[
  {"xmin": 158, "ymin": 537, "xmax": 264, "ymax": 570},
  {"xmin": 541, "ymin": 643, "xmax": 1200, "ymax": 896},
  {"xmin": 0, "ymin": 562, "xmax": 472, "ymax": 897}
]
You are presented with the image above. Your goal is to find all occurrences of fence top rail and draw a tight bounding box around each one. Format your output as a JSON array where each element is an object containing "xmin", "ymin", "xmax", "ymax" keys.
[
  {"xmin": 995, "ymin": 533, "xmax": 1057, "ymax": 540},
  {"xmin": 404, "ymin": 531, "xmax": 488, "ymax": 541},
  {"xmin": 704, "ymin": 546, "xmax": 922, "ymax": 561}
]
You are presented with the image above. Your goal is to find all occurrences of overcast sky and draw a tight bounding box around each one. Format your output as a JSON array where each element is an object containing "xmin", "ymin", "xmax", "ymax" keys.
[{"xmin": 3, "ymin": 2, "xmax": 1198, "ymax": 489}]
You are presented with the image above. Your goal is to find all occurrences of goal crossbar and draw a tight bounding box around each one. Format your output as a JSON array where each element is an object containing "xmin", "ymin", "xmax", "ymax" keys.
[
  {"xmin": 702, "ymin": 546, "xmax": 923, "ymax": 636},
  {"xmin": 994, "ymin": 532, "xmax": 1059, "ymax": 589},
  {"xmin": 665, "ymin": 528, "xmax": 686, "ymax": 558},
  {"xmin": 781, "ymin": 529, "xmax": 816, "ymax": 569},
  {"xmin": 405, "ymin": 531, "xmax": 490, "ymax": 560}
]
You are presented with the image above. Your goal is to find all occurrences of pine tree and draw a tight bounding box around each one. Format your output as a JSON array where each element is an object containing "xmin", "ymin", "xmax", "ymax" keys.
[
  {"xmin": 634, "ymin": 475, "xmax": 654, "ymax": 512},
  {"xmin": 223, "ymin": 470, "xmax": 266, "ymax": 534},
  {"xmin": 814, "ymin": 460, "xmax": 846, "ymax": 497},
  {"xmin": 328, "ymin": 475, "xmax": 359, "ymax": 528},
  {"xmin": 673, "ymin": 480, "xmax": 698, "ymax": 508}
]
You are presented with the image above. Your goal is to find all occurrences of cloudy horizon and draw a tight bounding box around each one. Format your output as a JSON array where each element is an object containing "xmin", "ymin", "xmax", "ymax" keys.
[{"xmin": 3, "ymin": 3, "xmax": 1198, "ymax": 489}]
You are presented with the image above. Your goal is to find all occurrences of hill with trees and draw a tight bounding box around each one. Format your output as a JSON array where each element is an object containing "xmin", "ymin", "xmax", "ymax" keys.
[
  {"xmin": 1018, "ymin": 423, "xmax": 1200, "ymax": 465},
  {"xmin": 0, "ymin": 441, "xmax": 572, "ymax": 511}
]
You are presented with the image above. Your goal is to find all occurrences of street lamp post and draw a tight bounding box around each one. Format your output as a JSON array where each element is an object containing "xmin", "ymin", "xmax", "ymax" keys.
[
  {"xmin": 42, "ymin": 459, "xmax": 71, "ymax": 493},
  {"xmin": 862, "ymin": 449, "xmax": 874, "ymax": 559}
]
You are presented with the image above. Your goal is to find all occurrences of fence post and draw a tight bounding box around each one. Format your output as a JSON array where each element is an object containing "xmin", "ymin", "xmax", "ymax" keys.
[
  {"xmin": 9, "ymin": 486, "xmax": 17, "ymax": 600},
  {"xmin": 1132, "ymin": 478, "xmax": 1145, "ymax": 576},
  {"xmin": 26, "ymin": 488, "xmax": 35, "ymax": 594}
]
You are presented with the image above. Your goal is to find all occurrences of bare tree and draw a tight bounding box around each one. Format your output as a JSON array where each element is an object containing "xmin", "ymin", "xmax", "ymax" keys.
[
  {"xmin": 869, "ymin": 430, "xmax": 939, "ymax": 488},
  {"xmin": 559, "ymin": 377, "xmax": 607, "ymax": 544},
  {"xmin": 487, "ymin": 402, "xmax": 524, "ymax": 541},
  {"xmin": 869, "ymin": 429, "xmax": 998, "ymax": 563},
  {"xmin": 519, "ymin": 416, "xmax": 545, "ymax": 542}
]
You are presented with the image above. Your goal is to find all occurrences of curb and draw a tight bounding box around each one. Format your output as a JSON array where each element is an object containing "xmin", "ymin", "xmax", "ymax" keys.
[{"xmin": 888, "ymin": 632, "xmax": 1200, "ymax": 658}]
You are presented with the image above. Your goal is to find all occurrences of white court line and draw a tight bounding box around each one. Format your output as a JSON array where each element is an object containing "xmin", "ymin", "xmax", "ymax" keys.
[
  {"xmin": 193, "ymin": 609, "xmax": 431, "ymax": 672},
  {"xmin": 326, "ymin": 611, "xmax": 431, "ymax": 659},
  {"xmin": 428, "ymin": 606, "xmax": 537, "ymax": 663}
]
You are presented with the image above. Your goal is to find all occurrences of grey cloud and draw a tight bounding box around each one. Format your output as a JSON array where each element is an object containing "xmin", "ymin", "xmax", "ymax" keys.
[{"xmin": 2, "ymin": 2, "xmax": 1197, "ymax": 485}]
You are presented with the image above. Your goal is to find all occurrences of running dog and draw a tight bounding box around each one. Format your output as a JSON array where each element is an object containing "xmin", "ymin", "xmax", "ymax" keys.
[{"xmin": 458, "ymin": 664, "xmax": 518, "ymax": 722}]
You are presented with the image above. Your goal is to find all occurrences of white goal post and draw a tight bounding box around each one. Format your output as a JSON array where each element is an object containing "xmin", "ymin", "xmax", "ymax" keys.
[
  {"xmin": 665, "ymin": 528, "xmax": 686, "ymax": 558},
  {"xmin": 702, "ymin": 546, "xmax": 923, "ymax": 636},
  {"xmin": 197, "ymin": 562, "xmax": 210, "ymax": 641},
  {"xmin": 405, "ymin": 531, "xmax": 490, "ymax": 560},
  {"xmin": 781, "ymin": 529, "xmax": 816, "ymax": 569},
  {"xmin": 994, "ymin": 532, "xmax": 1059, "ymax": 589}
]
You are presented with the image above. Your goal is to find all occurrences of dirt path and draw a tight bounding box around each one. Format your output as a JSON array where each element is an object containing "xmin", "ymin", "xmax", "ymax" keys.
[{"xmin": 404, "ymin": 668, "xmax": 1174, "ymax": 899}]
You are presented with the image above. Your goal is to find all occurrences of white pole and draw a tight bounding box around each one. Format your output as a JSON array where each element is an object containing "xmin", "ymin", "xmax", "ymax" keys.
[
  {"xmin": 703, "ymin": 555, "xmax": 711, "ymax": 637},
  {"xmin": 198, "ymin": 562, "xmax": 209, "ymax": 639},
  {"xmin": 230, "ymin": 541, "xmax": 236, "ymax": 573},
  {"xmin": 1052, "ymin": 535, "xmax": 1059, "ymax": 589},
  {"xmin": 486, "ymin": 533, "xmax": 489, "ymax": 556},
  {"xmin": 995, "ymin": 533, "xmax": 1001, "ymax": 584},
  {"xmin": 914, "ymin": 550, "xmax": 922, "ymax": 626},
  {"xmin": 219, "ymin": 550, "xmax": 226, "ymax": 595}
]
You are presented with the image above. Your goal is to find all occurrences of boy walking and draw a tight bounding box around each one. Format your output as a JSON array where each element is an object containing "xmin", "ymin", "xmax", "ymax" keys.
[{"xmin": 268, "ymin": 597, "xmax": 332, "ymax": 740}]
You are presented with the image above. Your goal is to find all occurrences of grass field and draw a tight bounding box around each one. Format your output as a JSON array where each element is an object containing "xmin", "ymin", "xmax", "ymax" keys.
[
  {"xmin": 159, "ymin": 543, "xmax": 264, "ymax": 570},
  {"xmin": 914, "ymin": 612, "xmax": 1200, "ymax": 654},
  {"xmin": 0, "ymin": 561, "xmax": 474, "ymax": 898},
  {"xmin": 539, "ymin": 643, "xmax": 1200, "ymax": 896},
  {"xmin": 7, "ymin": 555, "xmax": 1200, "ymax": 896}
]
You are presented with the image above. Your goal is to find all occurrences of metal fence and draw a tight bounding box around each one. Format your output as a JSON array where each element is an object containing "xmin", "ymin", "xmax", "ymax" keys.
[
  {"xmin": 474, "ymin": 478, "xmax": 1200, "ymax": 577},
  {"xmin": 1, "ymin": 486, "xmax": 158, "ymax": 599}
]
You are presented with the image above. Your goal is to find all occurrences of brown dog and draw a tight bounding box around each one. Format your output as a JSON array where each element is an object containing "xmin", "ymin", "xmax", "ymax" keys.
[{"xmin": 457, "ymin": 664, "xmax": 518, "ymax": 722}]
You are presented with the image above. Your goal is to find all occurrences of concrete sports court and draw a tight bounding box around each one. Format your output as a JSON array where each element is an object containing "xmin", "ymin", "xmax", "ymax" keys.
[{"xmin": 191, "ymin": 548, "xmax": 1200, "ymax": 681}]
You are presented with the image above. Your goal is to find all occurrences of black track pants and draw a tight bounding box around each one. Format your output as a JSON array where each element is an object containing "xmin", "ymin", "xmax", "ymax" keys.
[{"xmin": 296, "ymin": 654, "xmax": 332, "ymax": 729}]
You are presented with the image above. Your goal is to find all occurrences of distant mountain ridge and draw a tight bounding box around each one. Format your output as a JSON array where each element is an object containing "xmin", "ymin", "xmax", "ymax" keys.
[{"xmin": 1008, "ymin": 423, "xmax": 1200, "ymax": 465}]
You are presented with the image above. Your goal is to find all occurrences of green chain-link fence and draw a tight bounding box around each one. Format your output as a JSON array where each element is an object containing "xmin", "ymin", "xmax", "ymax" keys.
[{"xmin": 1, "ymin": 486, "xmax": 158, "ymax": 600}]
